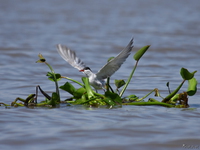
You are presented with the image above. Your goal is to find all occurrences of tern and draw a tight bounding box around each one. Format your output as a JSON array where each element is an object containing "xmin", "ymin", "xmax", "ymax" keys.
[{"xmin": 57, "ymin": 38, "xmax": 134, "ymax": 90}]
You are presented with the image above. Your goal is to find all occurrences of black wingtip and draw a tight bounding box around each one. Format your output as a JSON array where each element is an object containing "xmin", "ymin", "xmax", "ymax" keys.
[{"xmin": 130, "ymin": 37, "xmax": 134, "ymax": 45}]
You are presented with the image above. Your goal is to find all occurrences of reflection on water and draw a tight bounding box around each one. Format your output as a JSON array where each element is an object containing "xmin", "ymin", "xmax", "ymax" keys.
[{"xmin": 0, "ymin": 0, "xmax": 200, "ymax": 149}]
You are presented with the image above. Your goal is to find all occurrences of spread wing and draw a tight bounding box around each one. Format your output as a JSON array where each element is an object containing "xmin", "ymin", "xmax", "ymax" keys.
[
  {"xmin": 57, "ymin": 44, "xmax": 87, "ymax": 70},
  {"xmin": 96, "ymin": 38, "xmax": 134, "ymax": 79}
]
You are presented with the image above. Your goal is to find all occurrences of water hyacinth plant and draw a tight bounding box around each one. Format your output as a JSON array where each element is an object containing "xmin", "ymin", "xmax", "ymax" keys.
[{"xmin": 0, "ymin": 45, "xmax": 198, "ymax": 108}]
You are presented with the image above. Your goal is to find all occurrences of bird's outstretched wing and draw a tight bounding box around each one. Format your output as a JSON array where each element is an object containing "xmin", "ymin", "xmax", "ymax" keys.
[
  {"xmin": 96, "ymin": 38, "xmax": 134, "ymax": 79},
  {"xmin": 57, "ymin": 44, "xmax": 87, "ymax": 70}
]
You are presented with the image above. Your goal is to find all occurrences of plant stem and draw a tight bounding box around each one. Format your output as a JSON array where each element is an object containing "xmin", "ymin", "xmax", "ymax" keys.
[
  {"xmin": 61, "ymin": 76, "xmax": 84, "ymax": 87},
  {"xmin": 122, "ymin": 101, "xmax": 174, "ymax": 107},
  {"xmin": 45, "ymin": 62, "xmax": 60, "ymax": 102},
  {"xmin": 82, "ymin": 77, "xmax": 95, "ymax": 99},
  {"xmin": 162, "ymin": 80, "xmax": 185, "ymax": 103},
  {"xmin": 119, "ymin": 61, "xmax": 138, "ymax": 97},
  {"xmin": 106, "ymin": 77, "xmax": 114, "ymax": 93},
  {"xmin": 106, "ymin": 77, "xmax": 110, "ymax": 92},
  {"xmin": 136, "ymin": 88, "xmax": 158, "ymax": 101},
  {"xmin": 0, "ymin": 103, "xmax": 10, "ymax": 107}
]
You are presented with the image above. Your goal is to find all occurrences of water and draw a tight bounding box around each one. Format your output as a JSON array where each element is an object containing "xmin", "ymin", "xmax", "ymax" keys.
[{"xmin": 0, "ymin": 0, "xmax": 200, "ymax": 149}]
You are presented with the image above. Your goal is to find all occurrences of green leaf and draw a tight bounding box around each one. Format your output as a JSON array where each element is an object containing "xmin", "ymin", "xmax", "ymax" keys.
[
  {"xmin": 73, "ymin": 87, "xmax": 86, "ymax": 99},
  {"xmin": 105, "ymin": 91, "xmax": 122, "ymax": 105},
  {"xmin": 115, "ymin": 79, "xmax": 126, "ymax": 89},
  {"xmin": 59, "ymin": 82, "xmax": 76, "ymax": 95},
  {"xmin": 187, "ymin": 78, "xmax": 197, "ymax": 96},
  {"xmin": 133, "ymin": 45, "xmax": 150, "ymax": 61},
  {"xmin": 169, "ymin": 94, "xmax": 179, "ymax": 104},
  {"xmin": 73, "ymin": 97, "xmax": 87, "ymax": 105},
  {"xmin": 180, "ymin": 68, "xmax": 197, "ymax": 80},
  {"xmin": 163, "ymin": 69, "xmax": 197, "ymax": 103},
  {"xmin": 47, "ymin": 72, "xmax": 61, "ymax": 82},
  {"xmin": 48, "ymin": 92, "xmax": 59, "ymax": 106}
]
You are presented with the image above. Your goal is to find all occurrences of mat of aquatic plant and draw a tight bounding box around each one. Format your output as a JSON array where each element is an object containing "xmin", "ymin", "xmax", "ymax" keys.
[{"xmin": 0, "ymin": 45, "xmax": 197, "ymax": 108}]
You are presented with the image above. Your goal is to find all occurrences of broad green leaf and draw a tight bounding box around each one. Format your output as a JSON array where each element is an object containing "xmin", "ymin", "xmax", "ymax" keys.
[
  {"xmin": 55, "ymin": 74, "xmax": 61, "ymax": 81},
  {"xmin": 187, "ymin": 78, "xmax": 197, "ymax": 96},
  {"xmin": 105, "ymin": 91, "xmax": 122, "ymax": 105},
  {"xmin": 73, "ymin": 87, "xmax": 86, "ymax": 99},
  {"xmin": 180, "ymin": 68, "xmax": 197, "ymax": 80},
  {"xmin": 59, "ymin": 82, "xmax": 76, "ymax": 95},
  {"xmin": 73, "ymin": 97, "xmax": 87, "ymax": 105},
  {"xmin": 47, "ymin": 72, "xmax": 61, "ymax": 82},
  {"xmin": 133, "ymin": 45, "xmax": 150, "ymax": 61},
  {"xmin": 115, "ymin": 79, "xmax": 125, "ymax": 89},
  {"xmin": 48, "ymin": 92, "xmax": 59, "ymax": 106}
]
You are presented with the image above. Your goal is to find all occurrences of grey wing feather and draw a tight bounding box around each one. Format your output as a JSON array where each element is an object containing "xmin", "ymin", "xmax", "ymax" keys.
[
  {"xmin": 96, "ymin": 38, "xmax": 134, "ymax": 79},
  {"xmin": 57, "ymin": 44, "xmax": 87, "ymax": 70}
]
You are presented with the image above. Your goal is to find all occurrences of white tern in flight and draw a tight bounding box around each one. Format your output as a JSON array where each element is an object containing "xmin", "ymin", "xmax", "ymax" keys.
[{"xmin": 57, "ymin": 38, "xmax": 134, "ymax": 90}]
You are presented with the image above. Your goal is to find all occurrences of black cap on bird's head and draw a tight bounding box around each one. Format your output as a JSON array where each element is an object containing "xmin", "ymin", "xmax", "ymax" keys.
[{"xmin": 79, "ymin": 67, "xmax": 91, "ymax": 72}]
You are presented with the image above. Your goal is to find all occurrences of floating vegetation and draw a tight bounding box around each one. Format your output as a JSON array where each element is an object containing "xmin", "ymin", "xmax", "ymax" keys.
[{"xmin": 0, "ymin": 45, "xmax": 198, "ymax": 109}]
